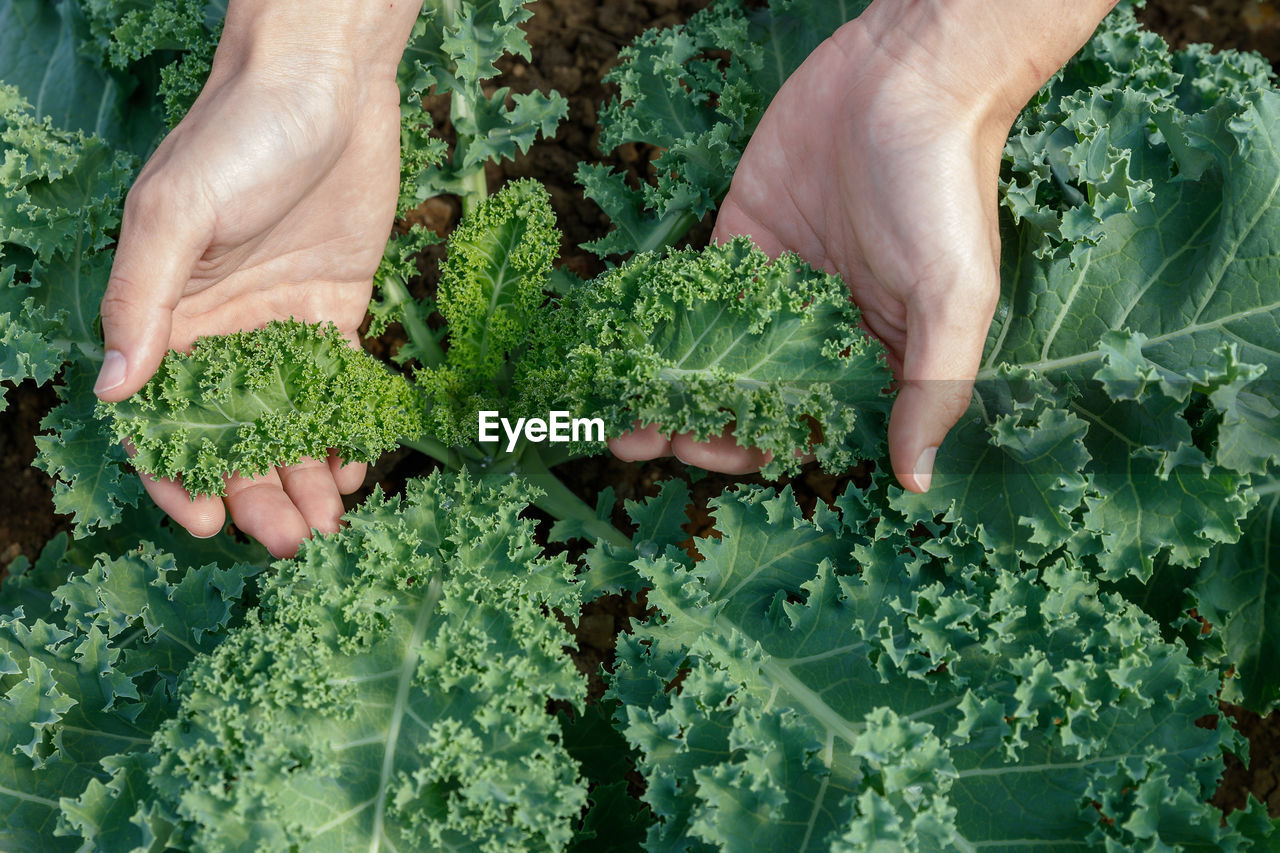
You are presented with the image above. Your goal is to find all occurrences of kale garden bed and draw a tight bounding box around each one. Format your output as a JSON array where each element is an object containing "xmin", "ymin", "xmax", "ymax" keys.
[{"xmin": 2, "ymin": 0, "xmax": 1279, "ymax": 848}]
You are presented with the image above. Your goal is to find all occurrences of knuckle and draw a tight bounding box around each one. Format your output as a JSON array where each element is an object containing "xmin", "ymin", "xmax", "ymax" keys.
[
  {"xmin": 98, "ymin": 286, "xmax": 140, "ymax": 320},
  {"xmin": 122, "ymin": 173, "xmax": 167, "ymax": 220}
]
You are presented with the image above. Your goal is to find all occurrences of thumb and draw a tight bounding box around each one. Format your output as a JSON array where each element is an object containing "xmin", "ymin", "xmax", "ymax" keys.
[
  {"xmin": 887, "ymin": 296, "xmax": 995, "ymax": 493},
  {"xmin": 94, "ymin": 180, "xmax": 206, "ymax": 401}
]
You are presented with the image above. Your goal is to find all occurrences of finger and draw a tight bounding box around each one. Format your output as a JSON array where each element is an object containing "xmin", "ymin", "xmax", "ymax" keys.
[
  {"xmin": 608, "ymin": 423, "xmax": 673, "ymax": 462},
  {"xmin": 278, "ymin": 457, "xmax": 346, "ymax": 536},
  {"xmin": 122, "ymin": 440, "xmax": 226, "ymax": 538},
  {"xmin": 135, "ymin": 469, "xmax": 227, "ymax": 539},
  {"xmin": 888, "ymin": 297, "xmax": 994, "ymax": 493},
  {"xmin": 223, "ymin": 469, "xmax": 312, "ymax": 558},
  {"xmin": 327, "ymin": 453, "xmax": 367, "ymax": 494},
  {"xmin": 95, "ymin": 173, "xmax": 209, "ymax": 402},
  {"xmin": 671, "ymin": 426, "xmax": 771, "ymax": 476}
]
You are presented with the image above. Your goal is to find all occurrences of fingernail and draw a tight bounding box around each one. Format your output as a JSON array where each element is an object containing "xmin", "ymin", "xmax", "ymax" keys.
[
  {"xmin": 914, "ymin": 446, "xmax": 938, "ymax": 492},
  {"xmin": 94, "ymin": 350, "xmax": 127, "ymax": 396},
  {"xmin": 192, "ymin": 529, "xmax": 220, "ymax": 540}
]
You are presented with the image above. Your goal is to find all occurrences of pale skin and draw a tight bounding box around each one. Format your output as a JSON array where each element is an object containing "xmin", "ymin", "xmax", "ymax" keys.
[{"xmin": 95, "ymin": 0, "xmax": 1118, "ymax": 557}]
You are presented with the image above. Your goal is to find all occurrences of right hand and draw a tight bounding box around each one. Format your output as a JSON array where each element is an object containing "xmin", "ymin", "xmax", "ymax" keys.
[
  {"xmin": 94, "ymin": 2, "xmax": 419, "ymax": 557},
  {"xmin": 610, "ymin": 0, "xmax": 1119, "ymax": 491}
]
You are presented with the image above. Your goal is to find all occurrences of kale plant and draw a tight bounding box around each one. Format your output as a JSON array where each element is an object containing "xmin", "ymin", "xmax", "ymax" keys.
[{"xmin": 1, "ymin": 1, "xmax": 1278, "ymax": 850}]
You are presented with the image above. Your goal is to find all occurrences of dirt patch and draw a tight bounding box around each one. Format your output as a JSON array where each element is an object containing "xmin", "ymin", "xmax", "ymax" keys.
[
  {"xmin": 1137, "ymin": 0, "xmax": 1280, "ymax": 60},
  {"xmin": 0, "ymin": 382, "xmax": 66, "ymax": 570},
  {"xmin": 1215, "ymin": 705, "xmax": 1280, "ymax": 816}
]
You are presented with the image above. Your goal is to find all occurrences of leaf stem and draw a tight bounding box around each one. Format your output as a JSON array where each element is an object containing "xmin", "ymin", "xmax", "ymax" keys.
[
  {"xmin": 442, "ymin": 0, "xmax": 489, "ymax": 216},
  {"xmin": 400, "ymin": 434, "xmax": 455, "ymax": 466},
  {"xmin": 518, "ymin": 450, "xmax": 630, "ymax": 548},
  {"xmin": 380, "ymin": 275, "xmax": 444, "ymax": 368},
  {"xmin": 635, "ymin": 208, "xmax": 700, "ymax": 254}
]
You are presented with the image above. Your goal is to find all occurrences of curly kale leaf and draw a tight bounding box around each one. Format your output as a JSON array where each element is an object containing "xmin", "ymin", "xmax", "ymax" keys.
[
  {"xmin": 0, "ymin": 85, "xmax": 144, "ymax": 532},
  {"xmin": 0, "ymin": 0, "xmax": 221, "ymax": 154},
  {"xmin": 369, "ymin": 223, "xmax": 446, "ymax": 368},
  {"xmin": 608, "ymin": 483, "xmax": 1272, "ymax": 851},
  {"xmin": 438, "ymin": 179, "xmax": 558, "ymax": 379},
  {"xmin": 893, "ymin": 11, "xmax": 1280, "ymax": 575},
  {"xmin": 0, "ymin": 86, "xmax": 132, "ymax": 358},
  {"xmin": 137, "ymin": 471, "xmax": 587, "ymax": 852},
  {"xmin": 104, "ymin": 321, "xmax": 426, "ymax": 497},
  {"xmin": 580, "ymin": 0, "xmax": 868, "ymax": 256},
  {"xmin": 1193, "ymin": 474, "xmax": 1280, "ymax": 714},
  {"xmin": 34, "ymin": 360, "xmax": 144, "ymax": 535},
  {"xmin": 76, "ymin": 0, "xmax": 223, "ymax": 132},
  {"xmin": 0, "ymin": 0, "xmax": 155, "ymax": 152},
  {"xmin": 0, "ymin": 544, "xmax": 259, "ymax": 853},
  {"xmin": 419, "ymin": 179, "xmax": 560, "ymax": 445},
  {"xmin": 399, "ymin": 0, "xmax": 566, "ymax": 203},
  {"xmin": 522, "ymin": 237, "xmax": 891, "ymax": 478}
]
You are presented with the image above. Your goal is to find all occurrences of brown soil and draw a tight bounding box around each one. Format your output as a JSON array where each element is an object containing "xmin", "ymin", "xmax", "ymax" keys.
[
  {"xmin": 1216, "ymin": 705, "xmax": 1280, "ymax": 816},
  {"xmin": 2, "ymin": 0, "xmax": 1278, "ymax": 826},
  {"xmin": 1137, "ymin": 0, "xmax": 1280, "ymax": 57},
  {"xmin": 0, "ymin": 382, "xmax": 65, "ymax": 574}
]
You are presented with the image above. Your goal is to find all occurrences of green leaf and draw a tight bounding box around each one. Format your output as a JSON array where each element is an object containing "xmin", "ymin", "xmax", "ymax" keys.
[
  {"xmin": 140, "ymin": 471, "xmax": 589, "ymax": 852},
  {"xmin": 892, "ymin": 368, "xmax": 1090, "ymax": 569},
  {"xmin": 0, "ymin": 294, "xmax": 63, "ymax": 411},
  {"xmin": 560, "ymin": 701, "xmax": 651, "ymax": 853},
  {"xmin": 582, "ymin": 0, "xmax": 869, "ymax": 256},
  {"xmin": 368, "ymin": 223, "xmax": 445, "ymax": 367},
  {"xmin": 437, "ymin": 179, "xmax": 558, "ymax": 381},
  {"xmin": 419, "ymin": 179, "xmax": 560, "ymax": 445},
  {"xmin": 76, "ymin": 0, "xmax": 223, "ymax": 140},
  {"xmin": 103, "ymin": 321, "xmax": 427, "ymax": 497},
  {"xmin": 0, "ymin": 0, "xmax": 160, "ymax": 152},
  {"xmin": 1, "ymin": 84, "xmax": 139, "ymax": 528},
  {"xmin": 580, "ymin": 479, "xmax": 693, "ymax": 598},
  {"xmin": 525, "ymin": 237, "xmax": 892, "ymax": 479},
  {"xmin": 400, "ymin": 1, "xmax": 565, "ymax": 201},
  {"xmin": 610, "ymin": 483, "xmax": 1256, "ymax": 851},
  {"xmin": 33, "ymin": 358, "xmax": 143, "ymax": 536},
  {"xmin": 0, "ymin": 544, "xmax": 258, "ymax": 853},
  {"xmin": 0, "ymin": 82, "xmax": 134, "ymax": 364},
  {"xmin": 1194, "ymin": 476, "xmax": 1280, "ymax": 713},
  {"xmin": 895, "ymin": 13, "xmax": 1280, "ymax": 574}
]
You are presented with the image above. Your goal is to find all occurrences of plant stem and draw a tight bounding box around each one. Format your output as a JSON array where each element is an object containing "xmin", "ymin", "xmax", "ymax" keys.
[
  {"xmin": 636, "ymin": 208, "xmax": 700, "ymax": 254},
  {"xmin": 518, "ymin": 451, "xmax": 630, "ymax": 549},
  {"xmin": 400, "ymin": 434, "xmax": 456, "ymax": 467},
  {"xmin": 442, "ymin": 0, "xmax": 489, "ymax": 216},
  {"xmin": 381, "ymin": 275, "xmax": 444, "ymax": 367},
  {"xmin": 455, "ymin": 157, "xmax": 489, "ymax": 217}
]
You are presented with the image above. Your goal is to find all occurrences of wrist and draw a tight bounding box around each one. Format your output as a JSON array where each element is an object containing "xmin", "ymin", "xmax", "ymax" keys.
[
  {"xmin": 219, "ymin": 0, "xmax": 422, "ymax": 84},
  {"xmin": 845, "ymin": 0, "xmax": 1117, "ymax": 132}
]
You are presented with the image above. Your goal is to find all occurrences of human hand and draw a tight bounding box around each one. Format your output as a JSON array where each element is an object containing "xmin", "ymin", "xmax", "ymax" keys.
[
  {"xmin": 93, "ymin": 0, "xmax": 421, "ymax": 557},
  {"xmin": 611, "ymin": 0, "xmax": 1117, "ymax": 491}
]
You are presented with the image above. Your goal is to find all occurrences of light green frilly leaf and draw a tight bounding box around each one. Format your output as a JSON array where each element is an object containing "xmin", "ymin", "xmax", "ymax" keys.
[
  {"xmin": 522, "ymin": 237, "xmax": 892, "ymax": 479},
  {"xmin": 140, "ymin": 471, "xmax": 588, "ymax": 852},
  {"xmin": 103, "ymin": 321, "xmax": 426, "ymax": 497},
  {"xmin": 417, "ymin": 179, "xmax": 559, "ymax": 445}
]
